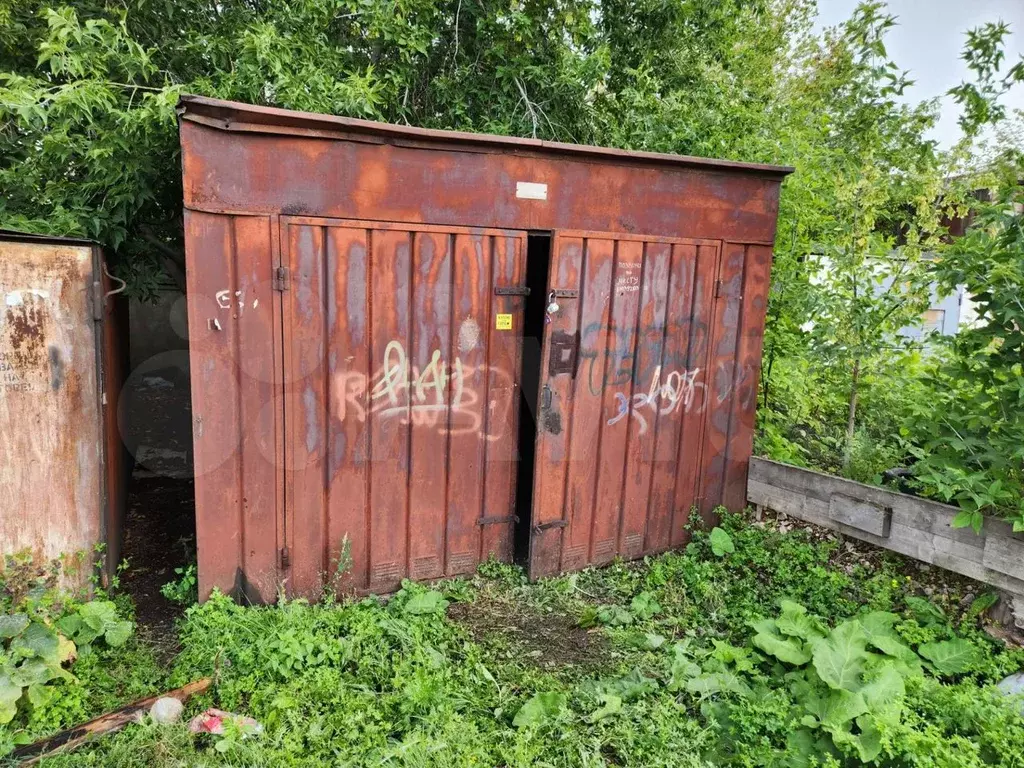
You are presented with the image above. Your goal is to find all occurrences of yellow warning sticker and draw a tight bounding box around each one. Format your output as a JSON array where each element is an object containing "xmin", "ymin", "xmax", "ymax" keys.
[{"xmin": 496, "ymin": 313, "xmax": 513, "ymax": 330}]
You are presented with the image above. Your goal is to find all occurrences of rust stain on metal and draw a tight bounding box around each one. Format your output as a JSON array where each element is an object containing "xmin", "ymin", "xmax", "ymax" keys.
[
  {"xmin": 178, "ymin": 96, "xmax": 791, "ymax": 600},
  {"xmin": 5, "ymin": 301, "xmax": 46, "ymax": 368},
  {"xmin": 0, "ymin": 235, "xmax": 127, "ymax": 587}
]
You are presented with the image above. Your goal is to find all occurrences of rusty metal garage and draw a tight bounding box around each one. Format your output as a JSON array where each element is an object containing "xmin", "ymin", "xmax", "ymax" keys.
[{"xmin": 177, "ymin": 95, "xmax": 792, "ymax": 601}]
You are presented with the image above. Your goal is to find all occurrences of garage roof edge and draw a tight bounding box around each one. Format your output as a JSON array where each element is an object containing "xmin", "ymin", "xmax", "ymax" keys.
[{"xmin": 177, "ymin": 95, "xmax": 795, "ymax": 178}]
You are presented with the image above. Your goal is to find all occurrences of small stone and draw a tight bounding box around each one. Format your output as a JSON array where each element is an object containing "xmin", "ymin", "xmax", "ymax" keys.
[
  {"xmin": 150, "ymin": 697, "xmax": 184, "ymax": 724},
  {"xmin": 998, "ymin": 672, "xmax": 1024, "ymax": 714},
  {"xmin": 923, "ymin": 587, "xmax": 935, "ymax": 597}
]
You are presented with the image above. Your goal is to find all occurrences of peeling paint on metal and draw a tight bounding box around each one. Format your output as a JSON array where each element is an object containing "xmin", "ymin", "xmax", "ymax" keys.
[
  {"xmin": 304, "ymin": 385, "xmax": 319, "ymax": 454},
  {"xmin": 457, "ymin": 316, "xmax": 481, "ymax": 354}
]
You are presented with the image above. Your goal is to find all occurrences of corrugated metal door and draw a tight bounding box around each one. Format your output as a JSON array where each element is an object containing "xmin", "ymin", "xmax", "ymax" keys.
[
  {"xmin": 280, "ymin": 217, "xmax": 527, "ymax": 597},
  {"xmin": 529, "ymin": 231, "xmax": 722, "ymax": 578}
]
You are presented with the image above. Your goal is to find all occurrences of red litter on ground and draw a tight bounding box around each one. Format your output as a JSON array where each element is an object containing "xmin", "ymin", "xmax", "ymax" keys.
[{"xmin": 188, "ymin": 708, "xmax": 262, "ymax": 736}]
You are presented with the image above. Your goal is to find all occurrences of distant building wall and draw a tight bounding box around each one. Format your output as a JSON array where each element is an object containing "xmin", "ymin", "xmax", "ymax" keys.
[{"xmin": 897, "ymin": 283, "xmax": 964, "ymax": 340}]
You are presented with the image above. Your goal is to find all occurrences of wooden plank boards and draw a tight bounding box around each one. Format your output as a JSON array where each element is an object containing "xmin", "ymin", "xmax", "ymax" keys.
[
  {"xmin": 829, "ymin": 495, "xmax": 892, "ymax": 538},
  {"xmin": 748, "ymin": 457, "xmax": 1024, "ymax": 596}
]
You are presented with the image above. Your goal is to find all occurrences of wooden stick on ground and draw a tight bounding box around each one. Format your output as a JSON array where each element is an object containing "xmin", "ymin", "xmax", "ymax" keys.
[{"xmin": 11, "ymin": 677, "xmax": 212, "ymax": 765}]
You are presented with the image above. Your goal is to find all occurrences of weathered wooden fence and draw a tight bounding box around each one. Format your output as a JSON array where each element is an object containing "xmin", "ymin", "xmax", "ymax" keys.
[{"xmin": 747, "ymin": 457, "xmax": 1024, "ymax": 626}]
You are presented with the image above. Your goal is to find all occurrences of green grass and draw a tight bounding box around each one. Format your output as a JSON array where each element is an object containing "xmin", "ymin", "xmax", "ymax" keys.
[{"xmin": 13, "ymin": 511, "xmax": 1024, "ymax": 767}]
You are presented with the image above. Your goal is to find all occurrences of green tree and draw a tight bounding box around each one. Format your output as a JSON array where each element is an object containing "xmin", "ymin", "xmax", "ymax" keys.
[
  {"xmin": 908, "ymin": 169, "xmax": 1024, "ymax": 531},
  {"xmin": 0, "ymin": 0, "xmax": 797, "ymax": 296}
]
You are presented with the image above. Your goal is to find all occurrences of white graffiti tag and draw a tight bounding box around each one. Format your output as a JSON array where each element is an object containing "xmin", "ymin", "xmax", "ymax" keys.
[
  {"xmin": 333, "ymin": 340, "xmax": 513, "ymax": 440},
  {"xmin": 606, "ymin": 366, "xmax": 702, "ymax": 435}
]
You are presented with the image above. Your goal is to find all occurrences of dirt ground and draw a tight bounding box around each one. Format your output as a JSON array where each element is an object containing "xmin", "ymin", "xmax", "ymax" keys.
[
  {"xmin": 449, "ymin": 596, "xmax": 610, "ymax": 670},
  {"xmin": 119, "ymin": 477, "xmax": 195, "ymax": 656}
]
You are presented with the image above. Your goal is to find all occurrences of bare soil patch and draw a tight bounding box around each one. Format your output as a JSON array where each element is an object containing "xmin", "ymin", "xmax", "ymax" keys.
[
  {"xmin": 449, "ymin": 596, "xmax": 608, "ymax": 670},
  {"xmin": 119, "ymin": 476, "xmax": 195, "ymax": 659}
]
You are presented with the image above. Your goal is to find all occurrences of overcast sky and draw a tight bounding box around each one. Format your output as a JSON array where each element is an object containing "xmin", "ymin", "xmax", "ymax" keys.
[{"xmin": 814, "ymin": 0, "xmax": 1024, "ymax": 148}]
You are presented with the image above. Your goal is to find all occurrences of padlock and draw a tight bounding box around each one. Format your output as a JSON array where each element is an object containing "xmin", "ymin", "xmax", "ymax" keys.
[{"xmin": 547, "ymin": 300, "xmax": 560, "ymax": 314}]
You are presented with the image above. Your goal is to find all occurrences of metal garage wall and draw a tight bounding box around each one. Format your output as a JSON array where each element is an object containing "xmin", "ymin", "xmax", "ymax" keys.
[
  {"xmin": 280, "ymin": 218, "xmax": 527, "ymax": 596},
  {"xmin": 178, "ymin": 95, "xmax": 791, "ymax": 601},
  {"xmin": 529, "ymin": 233, "xmax": 723, "ymax": 577}
]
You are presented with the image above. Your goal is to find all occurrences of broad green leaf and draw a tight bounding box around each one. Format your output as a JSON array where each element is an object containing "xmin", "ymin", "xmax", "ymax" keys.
[
  {"xmin": 859, "ymin": 663, "xmax": 905, "ymax": 724},
  {"xmin": 967, "ymin": 591, "xmax": 1000, "ymax": 618},
  {"xmin": 14, "ymin": 622, "xmax": 60, "ymax": 662},
  {"xmin": 27, "ymin": 682, "xmax": 52, "ymax": 708},
  {"xmin": 905, "ymin": 597, "xmax": 946, "ymax": 627},
  {"xmin": 918, "ymin": 639, "xmax": 981, "ymax": 675},
  {"xmin": 630, "ymin": 592, "xmax": 662, "ymax": 620},
  {"xmin": 859, "ymin": 611, "xmax": 920, "ymax": 671},
  {"xmin": 56, "ymin": 635, "xmax": 76, "ymax": 663},
  {"xmin": 55, "ymin": 614, "xmax": 82, "ymax": 638},
  {"xmin": 711, "ymin": 640, "xmax": 755, "ymax": 672},
  {"xmin": 805, "ymin": 687, "xmax": 868, "ymax": 728},
  {"xmin": 668, "ymin": 645, "xmax": 702, "ymax": 691},
  {"xmin": 858, "ymin": 611, "xmax": 899, "ymax": 642},
  {"xmin": 402, "ymin": 591, "xmax": 450, "ymax": 616},
  {"xmin": 513, "ymin": 691, "xmax": 566, "ymax": 728},
  {"xmin": 0, "ymin": 672, "xmax": 23, "ymax": 725},
  {"xmin": 811, "ymin": 620, "xmax": 868, "ymax": 691},
  {"xmin": 852, "ymin": 715, "xmax": 884, "ymax": 762},
  {"xmin": 578, "ymin": 607, "xmax": 600, "ymax": 628},
  {"xmin": 786, "ymin": 727, "xmax": 841, "ymax": 767},
  {"xmin": 597, "ymin": 606, "xmax": 634, "ymax": 626},
  {"xmin": 10, "ymin": 659, "xmax": 55, "ymax": 687},
  {"xmin": 686, "ymin": 669, "xmax": 752, "ymax": 698},
  {"xmin": 709, "ymin": 527, "xmax": 735, "ymax": 557},
  {"xmin": 753, "ymin": 627, "xmax": 812, "ymax": 665},
  {"xmin": 830, "ymin": 714, "xmax": 883, "ymax": 762},
  {"xmin": 776, "ymin": 601, "xmax": 827, "ymax": 641},
  {"xmin": 79, "ymin": 601, "xmax": 119, "ymax": 632},
  {"xmin": 589, "ymin": 693, "xmax": 622, "ymax": 722},
  {"xmin": 0, "ymin": 614, "xmax": 29, "ymax": 639},
  {"xmin": 603, "ymin": 669, "xmax": 659, "ymax": 701},
  {"xmin": 643, "ymin": 633, "xmax": 666, "ymax": 650},
  {"xmin": 104, "ymin": 620, "xmax": 133, "ymax": 647}
]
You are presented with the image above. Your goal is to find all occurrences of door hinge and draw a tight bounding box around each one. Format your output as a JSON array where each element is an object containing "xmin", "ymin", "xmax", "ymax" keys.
[
  {"xmin": 279, "ymin": 546, "xmax": 290, "ymax": 569},
  {"xmin": 91, "ymin": 280, "xmax": 104, "ymax": 321},
  {"xmin": 477, "ymin": 514, "xmax": 519, "ymax": 526},
  {"xmin": 273, "ymin": 266, "xmax": 291, "ymax": 291},
  {"xmin": 533, "ymin": 519, "xmax": 568, "ymax": 532}
]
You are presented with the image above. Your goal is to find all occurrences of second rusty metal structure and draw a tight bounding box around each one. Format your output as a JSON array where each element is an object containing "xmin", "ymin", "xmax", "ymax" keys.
[{"xmin": 178, "ymin": 96, "xmax": 792, "ymax": 601}]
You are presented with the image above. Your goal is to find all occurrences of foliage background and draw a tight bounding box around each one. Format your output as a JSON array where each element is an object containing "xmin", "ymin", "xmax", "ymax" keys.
[{"xmin": 0, "ymin": 0, "xmax": 1022, "ymax": 522}]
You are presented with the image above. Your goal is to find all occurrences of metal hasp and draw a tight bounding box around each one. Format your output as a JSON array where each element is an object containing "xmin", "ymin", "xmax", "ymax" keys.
[
  {"xmin": 0, "ymin": 230, "xmax": 129, "ymax": 588},
  {"xmin": 177, "ymin": 95, "xmax": 792, "ymax": 601}
]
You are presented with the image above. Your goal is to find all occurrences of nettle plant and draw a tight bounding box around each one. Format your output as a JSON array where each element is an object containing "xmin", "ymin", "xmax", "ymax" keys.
[{"xmin": 672, "ymin": 601, "xmax": 983, "ymax": 765}]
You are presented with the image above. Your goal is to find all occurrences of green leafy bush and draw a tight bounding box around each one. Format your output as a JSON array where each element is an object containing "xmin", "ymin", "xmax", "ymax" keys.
[
  {"xmin": 908, "ymin": 180, "xmax": 1024, "ymax": 529},
  {"xmin": 0, "ymin": 553, "xmax": 144, "ymax": 751},
  {"xmin": 159, "ymin": 564, "xmax": 198, "ymax": 606}
]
